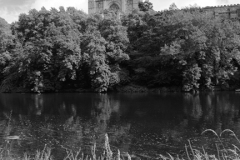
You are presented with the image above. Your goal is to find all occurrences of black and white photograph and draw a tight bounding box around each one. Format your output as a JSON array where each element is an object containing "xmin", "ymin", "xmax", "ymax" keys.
[{"xmin": 1, "ymin": 0, "xmax": 240, "ymax": 159}]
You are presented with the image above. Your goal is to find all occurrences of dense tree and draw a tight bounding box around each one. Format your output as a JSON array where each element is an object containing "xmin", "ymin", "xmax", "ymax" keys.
[
  {"xmin": 123, "ymin": 6, "xmax": 240, "ymax": 91},
  {"xmin": 169, "ymin": 3, "xmax": 178, "ymax": 10},
  {"xmin": 0, "ymin": 18, "xmax": 14, "ymax": 91},
  {"xmin": 138, "ymin": 1, "xmax": 153, "ymax": 12},
  {"xmin": 1, "ymin": 3, "xmax": 240, "ymax": 93},
  {"xmin": 0, "ymin": 7, "xmax": 130, "ymax": 93},
  {"xmin": 6, "ymin": 7, "xmax": 82, "ymax": 92},
  {"xmin": 80, "ymin": 11, "xmax": 129, "ymax": 92}
]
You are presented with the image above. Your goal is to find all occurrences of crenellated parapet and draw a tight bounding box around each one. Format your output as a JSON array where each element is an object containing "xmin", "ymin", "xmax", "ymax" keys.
[
  {"xmin": 203, "ymin": 4, "xmax": 240, "ymax": 19},
  {"xmin": 204, "ymin": 4, "xmax": 240, "ymax": 9},
  {"xmin": 89, "ymin": 1, "xmax": 240, "ymax": 19}
]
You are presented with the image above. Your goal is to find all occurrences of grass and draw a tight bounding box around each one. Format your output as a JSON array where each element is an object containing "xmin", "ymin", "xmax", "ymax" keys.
[
  {"xmin": 1, "ymin": 130, "xmax": 240, "ymax": 160},
  {"xmin": 182, "ymin": 129, "xmax": 240, "ymax": 160},
  {"xmin": 1, "ymin": 111, "xmax": 240, "ymax": 159},
  {"xmin": 0, "ymin": 129, "xmax": 240, "ymax": 160},
  {"xmin": 0, "ymin": 134, "xmax": 133, "ymax": 160}
]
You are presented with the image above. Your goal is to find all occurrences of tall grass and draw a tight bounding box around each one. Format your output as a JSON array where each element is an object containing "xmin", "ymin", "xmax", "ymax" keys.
[
  {"xmin": 182, "ymin": 129, "xmax": 240, "ymax": 160},
  {"xmin": 0, "ymin": 133, "xmax": 132, "ymax": 160},
  {"xmin": 62, "ymin": 134, "xmax": 131, "ymax": 160},
  {"xmin": 1, "ymin": 128, "xmax": 240, "ymax": 159}
]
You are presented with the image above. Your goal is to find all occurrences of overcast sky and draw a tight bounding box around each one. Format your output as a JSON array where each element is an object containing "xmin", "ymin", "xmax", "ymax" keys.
[{"xmin": 0, "ymin": 0, "xmax": 240, "ymax": 23}]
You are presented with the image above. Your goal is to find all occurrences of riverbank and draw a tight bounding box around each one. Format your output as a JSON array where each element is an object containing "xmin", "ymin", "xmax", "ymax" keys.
[
  {"xmin": 116, "ymin": 84, "xmax": 240, "ymax": 93},
  {"xmin": 2, "ymin": 83, "xmax": 239, "ymax": 94}
]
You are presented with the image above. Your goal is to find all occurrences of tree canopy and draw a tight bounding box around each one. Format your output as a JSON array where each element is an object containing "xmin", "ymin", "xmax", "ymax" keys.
[{"xmin": 1, "ymin": 4, "xmax": 240, "ymax": 93}]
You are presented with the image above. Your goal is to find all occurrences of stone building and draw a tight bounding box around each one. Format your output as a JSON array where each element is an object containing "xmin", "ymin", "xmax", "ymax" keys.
[
  {"xmin": 88, "ymin": 0, "xmax": 143, "ymax": 15},
  {"xmin": 203, "ymin": 4, "xmax": 240, "ymax": 19},
  {"xmin": 88, "ymin": 1, "xmax": 240, "ymax": 19}
]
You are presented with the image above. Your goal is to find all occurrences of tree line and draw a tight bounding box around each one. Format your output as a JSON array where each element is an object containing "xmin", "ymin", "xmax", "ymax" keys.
[{"xmin": 0, "ymin": 3, "xmax": 240, "ymax": 93}]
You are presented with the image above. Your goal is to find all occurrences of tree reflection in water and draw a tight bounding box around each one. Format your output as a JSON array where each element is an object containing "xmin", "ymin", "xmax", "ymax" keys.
[
  {"xmin": 182, "ymin": 92, "xmax": 240, "ymax": 132},
  {"xmin": 181, "ymin": 92, "xmax": 240, "ymax": 152},
  {"xmin": 0, "ymin": 93, "xmax": 239, "ymax": 158},
  {"xmin": 29, "ymin": 94, "xmax": 43, "ymax": 116},
  {"xmin": 183, "ymin": 93, "xmax": 202, "ymax": 122},
  {"xmin": 90, "ymin": 94, "xmax": 131, "ymax": 151}
]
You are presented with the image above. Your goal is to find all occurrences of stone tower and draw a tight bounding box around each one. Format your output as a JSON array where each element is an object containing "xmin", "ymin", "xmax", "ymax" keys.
[{"xmin": 88, "ymin": 0, "xmax": 143, "ymax": 15}]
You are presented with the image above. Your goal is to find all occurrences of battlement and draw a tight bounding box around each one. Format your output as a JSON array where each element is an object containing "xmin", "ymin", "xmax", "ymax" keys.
[
  {"xmin": 201, "ymin": 4, "xmax": 240, "ymax": 19},
  {"xmin": 204, "ymin": 4, "xmax": 240, "ymax": 9},
  {"xmin": 88, "ymin": 1, "xmax": 240, "ymax": 19}
]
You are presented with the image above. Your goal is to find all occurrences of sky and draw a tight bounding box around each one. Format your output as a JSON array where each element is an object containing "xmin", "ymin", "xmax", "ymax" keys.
[{"xmin": 0, "ymin": 0, "xmax": 240, "ymax": 23}]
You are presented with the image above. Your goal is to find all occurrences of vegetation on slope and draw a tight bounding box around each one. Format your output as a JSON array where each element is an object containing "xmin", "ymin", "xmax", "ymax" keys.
[{"xmin": 1, "ymin": 3, "xmax": 240, "ymax": 92}]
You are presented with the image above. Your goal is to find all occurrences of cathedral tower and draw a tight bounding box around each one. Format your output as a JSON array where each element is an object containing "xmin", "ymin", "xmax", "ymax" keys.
[{"xmin": 88, "ymin": 0, "xmax": 142, "ymax": 15}]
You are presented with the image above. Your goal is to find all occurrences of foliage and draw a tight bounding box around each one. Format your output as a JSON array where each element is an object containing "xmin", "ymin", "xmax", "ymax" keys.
[
  {"xmin": 182, "ymin": 64, "xmax": 202, "ymax": 91},
  {"xmin": 2, "ymin": 7, "xmax": 83, "ymax": 92},
  {"xmin": 0, "ymin": 18, "xmax": 13, "ymax": 86},
  {"xmin": 1, "ymin": 3, "xmax": 240, "ymax": 92},
  {"xmin": 122, "ymin": 5, "xmax": 240, "ymax": 91},
  {"xmin": 138, "ymin": 1, "xmax": 153, "ymax": 12},
  {"xmin": 80, "ymin": 10, "xmax": 129, "ymax": 92},
  {"xmin": 0, "ymin": 7, "xmax": 129, "ymax": 93}
]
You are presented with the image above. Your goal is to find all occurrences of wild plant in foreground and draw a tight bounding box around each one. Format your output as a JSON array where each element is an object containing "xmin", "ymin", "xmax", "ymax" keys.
[
  {"xmin": 62, "ymin": 134, "xmax": 131, "ymax": 160},
  {"xmin": 3, "ymin": 110, "xmax": 13, "ymax": 137},
  {"xmin": 3, "ymin": 129, "xmax": 240, "ymax": 160},
  {"xmin": 34, "ymin": 145, "xmax": 52, "ymax": 160},
  {"xmin": 181, "ymin": 129, "xmax": 240, "ymax": 160},
  {"xmin": 104, "ymin": 134, "xmax": 113, "ymax": 160}
]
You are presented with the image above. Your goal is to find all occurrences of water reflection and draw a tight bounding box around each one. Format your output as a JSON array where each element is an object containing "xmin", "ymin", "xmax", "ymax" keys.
[
  {"xmin": 29, "ymin": 94, "xmax": 43, "ymax": 116},
  {"xmin": 183, "ymin": 93, "xmax": 203, "ymax": 122},
  {"xmin": 59, "ymin": 103, "xmax": 67, "ymax": 116},
  {"xmin": 182, "ymin": 93, "xmax": 240, "ymax": 134},
  {"xmin": 0, "ymin": 92, "xmax": 240, "ymax": 158}
]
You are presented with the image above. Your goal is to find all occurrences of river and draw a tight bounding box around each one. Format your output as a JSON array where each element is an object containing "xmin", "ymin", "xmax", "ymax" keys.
[{"xmin": 0, "ymin": 92, "xmax": 240, "ymax": 159}]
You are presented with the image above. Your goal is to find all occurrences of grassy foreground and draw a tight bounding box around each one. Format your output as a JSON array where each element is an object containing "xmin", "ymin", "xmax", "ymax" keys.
[{"xmin": 1, "ymin": 129, "xmax": 240, "ymax": 160}]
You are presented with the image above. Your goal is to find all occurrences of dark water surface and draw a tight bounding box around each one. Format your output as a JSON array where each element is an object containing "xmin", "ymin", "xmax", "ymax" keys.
[{"xmin": 0, "ymin": 92, "xmax": 240, "ymax": 159}]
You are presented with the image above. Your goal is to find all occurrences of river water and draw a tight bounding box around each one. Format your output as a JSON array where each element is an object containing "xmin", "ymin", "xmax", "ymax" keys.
[{"xmin": 0, "ymin": 92, "xmax": 240, "ymax": 159}]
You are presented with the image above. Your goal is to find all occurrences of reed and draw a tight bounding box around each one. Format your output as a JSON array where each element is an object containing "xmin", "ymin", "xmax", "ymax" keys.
[
  {"xmin": 181, "ymin": 129, "xmax": 240, "ymax": 160},
  {"xmin": 34, "ymin": 145, "xmax": 52, "ymax": 160},
  {"xmin": 62, "ymin": 134, "xmax": 131, "ymax": 160},
  {"xmin": 1, "ymin": 129, "xmax": 240, "ymax": 160}
]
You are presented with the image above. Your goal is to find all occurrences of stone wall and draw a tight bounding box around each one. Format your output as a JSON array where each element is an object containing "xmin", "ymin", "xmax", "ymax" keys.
[
  {"xmin": 203, "ymin": 4, "xmax": 240, "ymax": 19},
  {"xmin": 88, "ymin": 1, "xmax": 240, "ymax": 19}
]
